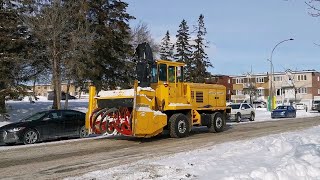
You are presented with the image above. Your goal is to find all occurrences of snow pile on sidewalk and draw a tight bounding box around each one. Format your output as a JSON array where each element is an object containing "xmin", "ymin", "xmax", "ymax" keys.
[{"xmin": 70, "ymin": 126, "xmax": 320, "ymax": 180}]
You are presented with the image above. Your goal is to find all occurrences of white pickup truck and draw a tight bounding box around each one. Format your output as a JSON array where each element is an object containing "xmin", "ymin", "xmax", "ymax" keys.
[{"xmin": 228, "ymin": 103, "xmax": 255, "ymax": 122}]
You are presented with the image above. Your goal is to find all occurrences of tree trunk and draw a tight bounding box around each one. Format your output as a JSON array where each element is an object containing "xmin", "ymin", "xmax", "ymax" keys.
[
  {"xmin": 32, "ymin": 79, "xmax": 36, "ymax": 99},
  {"xmin": 64, "ymin": 80, "xmax": 70, "ymax": 109},
  {"xmin": 0, "ymin": 82, "xmax": 7, "ymax": 114},
  {"xmin": 52, "ymin": 53, "xmax": 61, "ymax": 109},
  {"xmin": 0, "ymin": 95, "xmax": 6, "ymax": 114}
]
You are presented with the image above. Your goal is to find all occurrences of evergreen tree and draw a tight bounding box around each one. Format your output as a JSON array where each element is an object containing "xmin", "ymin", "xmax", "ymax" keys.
[
  {"xmin": 85, "ymin": 0, "xmax": 135, "ymax": 90},
  {"xmin": 159, "ymin": 30, "xmax": 174, "ymax": 60},
  {"xmin": 0, "ymin": 0, "xmax": 31, "ymax": 114},
  {"xmin": 175, "ymin": 19, "xmax": 192, "ymax": 81},
  {"xmin": 191, "ymin": 14, "xmax": 212, "ymax": 83}
]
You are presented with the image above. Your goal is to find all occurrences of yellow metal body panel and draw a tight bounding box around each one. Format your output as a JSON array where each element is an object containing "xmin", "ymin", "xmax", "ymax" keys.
[
  {"xmin": 85, "ymin": 85, "xmax": 96, "ymax": 133},
  {"xmin": 133, "ymin": 109, "xmax": 167, "ymax": 137}
]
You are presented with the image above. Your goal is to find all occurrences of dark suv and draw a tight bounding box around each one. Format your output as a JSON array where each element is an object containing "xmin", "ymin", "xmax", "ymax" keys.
[{"xmin": 311, "ymin": 100, "xmax": 320, "ymax": 112}]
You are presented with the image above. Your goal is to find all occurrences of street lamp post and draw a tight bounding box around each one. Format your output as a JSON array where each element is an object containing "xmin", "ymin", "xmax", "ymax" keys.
[{"xmin": 268, "ymin": 38, "xmax": 294, "ymax": 111}]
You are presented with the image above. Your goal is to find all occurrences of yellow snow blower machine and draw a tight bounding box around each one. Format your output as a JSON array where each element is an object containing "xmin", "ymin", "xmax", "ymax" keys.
[{"xmin": 86, "ymin": 43, "xmax": 231, "ymax": 138}]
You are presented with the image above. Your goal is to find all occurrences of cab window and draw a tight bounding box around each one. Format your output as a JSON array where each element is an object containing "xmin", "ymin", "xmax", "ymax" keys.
[
  {"xmin": 150, "ymin": 64, "xmax": 158, "ymax": 83},
  {"xmin": 159, "ymin": 64, "xmax": 167, "ymax": 81},
  {"xmin": 177, "ymin": 66, "xmax": 184, "ymax": 82},
  {"xmin": 168, "ymin": 66, "xmax": 175, "ymax": 83}
]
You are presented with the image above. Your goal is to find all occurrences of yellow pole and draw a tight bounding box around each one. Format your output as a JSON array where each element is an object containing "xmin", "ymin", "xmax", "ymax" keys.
[
  {"xmin": 85, "ymin": 84, "xmax": 96, "ymax": 134},
  {"xmin": 131, "ymin": 80, "xmax": 138, "ymax": 136}
]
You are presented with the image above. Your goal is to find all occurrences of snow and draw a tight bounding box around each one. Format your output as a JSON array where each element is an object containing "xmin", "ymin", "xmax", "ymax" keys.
[
  {"xmin": 69, "ymin": 126, "xmax": 320, "ymax": 180},
  {"xmin": 98, "ymin": 89, "xmax": 134, "ymax": 97},
  {"xmin": 98, "ymin": 87, "xmax": 154, "ymax": 98},
  {"xmin": 168, "ymin": 103, "xmax": 192, "ymax": 106}
]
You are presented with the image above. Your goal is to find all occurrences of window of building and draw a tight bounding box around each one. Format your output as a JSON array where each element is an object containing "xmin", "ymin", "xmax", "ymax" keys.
[
  {"xmin": 297, "ymin": 74, "xmax": 307, "ymax": 81},
  {"xmin": 256, "ymin": 77, "xmax": 264, "ymax": 83},
  {"xmin": 318, "ymin": 76, "xmax": 320, "ymax": 81},
  {"xmin": 276, "ymin": 89, "xmax": 283, "ymax": 96},
  {"xmin": 257, "ymin": 89, "xmax": 264, "ymax": 96},
  {"xmin": 37, "ymin": 86, "xmax": 41, "ymax": 89},
  {"xmin": 274, "ymin": 76, "xmax": 283, "ymax": 81},
  {"xmin": 236, "ymin": 78, "xmax": 244, "ymax": 84},
  {"xmin": 298, "ymin": 87, "xmax": 307, "ymax": 94},
  {"xmin": 318, "ymin": 89, "xmax": 320, "ymax": 94},
  {"xmin": 44, "ymin": 86, "xmax": 47, "ymax": 89},
  {"xmin": 236, "ymin": 90, "xmax": 243, "ymax": 95},
  {"xmin": 228, "ymin": 79, "xmax": 231, "ymax": 84},
  {"xmin": 228, "ymin": 90, "xmax": 230, "ymax": 94}
]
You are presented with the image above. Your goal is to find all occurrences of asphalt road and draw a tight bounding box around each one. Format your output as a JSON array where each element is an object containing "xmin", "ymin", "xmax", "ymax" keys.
[{"xmin": 0, "ymin": 117, "xmax": 319, "ymax": 180}]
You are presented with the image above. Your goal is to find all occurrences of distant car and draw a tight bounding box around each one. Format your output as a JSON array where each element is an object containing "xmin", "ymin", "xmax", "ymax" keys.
[
  {"xmin": 252, "ymin": 101, "xmax": 267, "ymax": 108},
  {"xmin": 271, "ymin": 105, "xmax": 296, "ymax": 119},
  {"xmin": 295, "ymin": 103, "xmax": 306, "ymax": 110},
  {"xmin": 0, "ymin": 110, "xmax": 87, "ymax": 145},
  {"xmin": 228, "ymin": 103, "xmax": 255, "ymax": 122},
  {"xmin": 48, "ymin": 92, "xmax": 77, "ymax": 100},
  {"xmin": 312, "ymin": 100, "xmax": 320, "ymax": 112}
]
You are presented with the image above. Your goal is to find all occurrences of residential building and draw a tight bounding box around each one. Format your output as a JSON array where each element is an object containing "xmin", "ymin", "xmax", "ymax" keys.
[
  {"xmin": 205, "ymin": 75, "xmax": 233, "ymax": 101},
  {"xmin": 231, "ymin": 70, "xmax": 320, "ymax": 108},
  {"xmin": 231, "ymin": 73, "xmax": 269, "ymax": 103},
  {"xmin": 31, "ymin": 83, "xmax": 81, "ymax": 98}
]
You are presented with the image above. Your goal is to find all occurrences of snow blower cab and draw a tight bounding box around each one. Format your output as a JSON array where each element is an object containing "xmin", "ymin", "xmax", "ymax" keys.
[{"xmin": 86, "ymin": 43, "xmax": 230, "ymax": 138}]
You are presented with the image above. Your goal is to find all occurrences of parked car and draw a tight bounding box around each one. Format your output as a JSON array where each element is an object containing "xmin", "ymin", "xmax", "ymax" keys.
[
  {"xmin": 271, "ymin": 105, "xmax": 296, "ymax": 119},
  {"xmin": 295, "ymin": 103, "xmax": 306, "ymax": 110},
  {"xmin": 252, "ymin": 101, "xmax": 267, "ymax": 108},
  {"xmin": 227, "ymin": 103, "xmax": 255, "ymax": 122},
  {"xmin": 312, "ymin": 100, "xmax": 320, "ymax": 112},
  {"xmin": 0, "ymin": 110, "xmax": 87, "ymax": 145},
  {"xmin": 48, "ymin": 92, "xmax": 77, "ymax": 100}
]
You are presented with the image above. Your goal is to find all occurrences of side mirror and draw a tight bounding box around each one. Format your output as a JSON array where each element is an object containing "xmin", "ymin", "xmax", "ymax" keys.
[
  {"xmin": 43, "ymin": 117, "xmax": 51, "ymax": 121},
  {"xmin": 241, "ymin": 107, "xmax": 245, "ymax": 110}
]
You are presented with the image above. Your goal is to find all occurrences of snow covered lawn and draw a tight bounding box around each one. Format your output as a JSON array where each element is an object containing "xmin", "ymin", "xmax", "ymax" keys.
[{"xmin": 70, "ymin": 126, "xmax": 320, "ymax": 180}]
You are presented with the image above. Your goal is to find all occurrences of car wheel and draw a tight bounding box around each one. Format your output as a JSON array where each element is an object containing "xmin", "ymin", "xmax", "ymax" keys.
[
  {"xmin": 169, "ymin": 113, "xmax": 190, "ymax": 138},
  {"xmin": 23, "ymin": 129, "xmax": 39, "ymax": 145},
  {"xmin": 249, "ymin": 112, "xmax": 255, "ymax": 121},
  {"xmin": 79, "ymin": 125, "xmax": 88, "ymax": 138},
  {"xmin": 236, "ymin": 113, "xmax": 241, "ymax": 123},
  {"xmin": 208, "ymin": 112, "xmax": 224, "ymax": 133}
]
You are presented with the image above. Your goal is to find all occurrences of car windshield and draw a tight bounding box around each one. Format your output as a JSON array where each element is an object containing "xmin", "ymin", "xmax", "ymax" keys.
[
  {"xmin": 276, "ymin": 106, "xmax": 287, "ymax": 110},
  {"xmin": 228, "ymin": 104, "xmax": 240, "ymax": 109},
  {"xmin": 21, "ymin": 111, "xmax": 47, "ymax": 122}
]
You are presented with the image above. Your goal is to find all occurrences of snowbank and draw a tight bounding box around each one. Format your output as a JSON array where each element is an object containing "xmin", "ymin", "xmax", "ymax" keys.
[
  {"xmin": 98, "ymin": 87, "xmax": 154, "ymax": 98},
  {"xmin": 70, "ymin": 126, "xmax": 320, "ymax": 180}
]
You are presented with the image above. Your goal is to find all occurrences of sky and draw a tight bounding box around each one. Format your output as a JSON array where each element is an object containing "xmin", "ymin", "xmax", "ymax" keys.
[{"xmin": 124, "ymin": 0, "xmax": 320, "ymax": 76}]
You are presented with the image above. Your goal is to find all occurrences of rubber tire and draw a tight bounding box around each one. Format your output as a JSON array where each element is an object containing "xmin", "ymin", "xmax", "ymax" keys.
[
  {"xmin": 23, "ymin": 129, "xmax": 39, "ymax": 145},
  {"xmin": 293, "ymin": 113, "xmax": 296, "ymax": 118},
  {"xmin": 79, "ymin": 125, "xmax": 88, "ymax": 138},
  {"xmin": 249, "ymin": 112, "xmax": 255, "ymax": 121},
  {"xmin": 236, "ymin": 113, "xmax": 241, "ymax": 123},
  {"xmin": 169, "ymin": 113, "xmax": 190, "ymax": 138},
  {"xmin": 208, "ymin": 112, "xmax": 224, "ymax": 133}
]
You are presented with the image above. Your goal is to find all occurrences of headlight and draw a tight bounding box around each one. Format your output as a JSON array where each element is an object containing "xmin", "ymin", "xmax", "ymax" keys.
[{"xmin": 7, "ymin": 127, "xmax": 25, "ymax": 132}]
